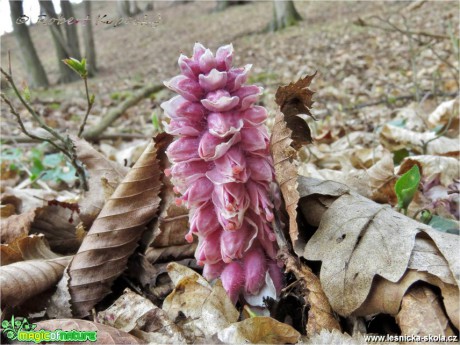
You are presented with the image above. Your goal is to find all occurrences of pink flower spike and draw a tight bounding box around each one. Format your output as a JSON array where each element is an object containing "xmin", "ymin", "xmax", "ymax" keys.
[
  {"xmin": 221, "ymin": 262, "xmax": 244, "ymax": 304},
  {"xmin": 202, "ymin": 90, "xmax": 239, "ymax": 112},
  {"xmin": 164, "ymin": 75, "xmax": 204, "ymax": 102},
  {"xmin": 199, "ymin": 69, "xmax": 228, "ymax": 91},
  {"xmin": 216, "ymin": 44, "xmax": 234, "ymax": 71},
  {"xmin": 163, "ymin": 43, "xmax": 283, "ymax": 304}
]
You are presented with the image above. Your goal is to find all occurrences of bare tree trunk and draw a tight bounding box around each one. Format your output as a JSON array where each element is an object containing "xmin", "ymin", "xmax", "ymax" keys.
[
  {"xmin": 39, "ymin": 0, "xmax": 79, "ymax": 83},
  {"xmin": 216, "ymin": 0, "xmax": 248, "ymax": 11},
  {"xmin": 129, "ymin": 0, "xmax": 141, "ymax": 15},
  {"xmin": 144, "ymin": 1, "xmax": 154, "ymax": 11},
  {"xmin": 83, "ymin": 0, "xmax": 96, "ymax": 77},
  {"xmin": 270, "ymin": 0, "xmax": 302, "ymax": 31},
  {"xmin": 117, "ymin": 0, "xmax": 130, "ymax": 17},
  {"xmin": 60, "ymin": 0, "xmax": 81, "ymax": 59},
  {"xmin": 9, "ymin": 0, "xmax": 49, "ymax": 87}
]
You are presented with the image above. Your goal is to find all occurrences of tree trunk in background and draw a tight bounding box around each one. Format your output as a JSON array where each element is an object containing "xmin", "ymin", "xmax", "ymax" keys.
[
  {"xmin": 216, "ymin": 0, "xmax": 248, "ymax": 11},
  {"xmin": 129, "ymin": 0, "xmax": 141, "ymax": 15},
  {"xmin": 9, "ymin": 0, "xmax": 49, "ymax": 88},
  {"xmin": 145, "ymin": 2, "xmax": 154, "ymax": 11},
  {"xmin": 83, "ymin": 0, "xmax": 97, "ymax": 77},
  {"xmin": 39, "ymin": 0, "xmax": 79, "ymax": 83},
  {"xmin": 117, "ymin": 0, "xmax": 130, "ymax": 17},
  {"xmin": 270, "ymin": 0, "xmax": 302, "ymax": 31},
  {"xmin": 60, "ymin": 0, "xmax": 81, "ymax": 59}
]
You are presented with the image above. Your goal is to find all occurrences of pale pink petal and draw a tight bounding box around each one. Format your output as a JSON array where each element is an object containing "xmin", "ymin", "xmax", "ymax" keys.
[
  {"xmin": 186, "ymin": 202, "xmax": 221, "ymax": 241},
  {"xmin": 243, "ymin": 246, "xmax": 267, "ymax": 295},
  {"xmin": 199, "ymin": 69, "xmax": 228, "ymax": 91},
  {"xmin": 201, "ymin": 90, "xmax": 239, "ymax": 112},
  {"xmin": 207, "ymin": 112, "xmax": 243, "ymax": 138},
  {"xmin": 192, "ymin": 42, "xmax": 206, "ymax": 61},
  {"xmin": 164, "ymin": 75, "xmax": 204, "ymax": 102},
  {"xmin": 242, "ymin": 106, "xmax": 267, "ymax": 126},
  {"xmin": 199, "ymin": 49, "xmax": 217, "ymax": 74},
  {"xmin": 180, "ymin": 177, "xmax": 214, "ymax": 208},
  {"xmin": 233, "ymin": 85, "xmax": 262, "ymax": 110},
  {"xmin": 196, "ymin": 229, "xmax": 222, "ymax": 265},
  {"xmin": 246, "ymin": 156, "xmax": 273, "ymax": 183},
  {"xmin": 226, "ymin": 64, "xmax": 252, "ymax": 92},
  {"xmin": 221, "ymin": 221, "xmax": 257, "ymax": 262},
  {"xmin": 203, "ymin": 261, "xmax": 225, "ymax": 280},
  {"xmin": 164, "ymin": 118, "xmax": 204, "ymax": 137},
  {"xmin": 169, "ymin": 160, "xmax": 209, "ymax": 193},
  {"xmin": 198, "ymin": 132, "xmax": 241, "ymax": 161},
  {"xmin": 178, "ymin": 54, "xmax": 200, "ymax": 79},
  {"xmin": 166, "ymin": 137, "xmax": 201, "ymax": 163},
  {"xmin": 216, "ymin": 44, "xmax": 233, "ymax": 71},
  {"xmin": 241, "ymin": 126, "xmax": 269, "ymax": 153},
  {"xmin": 221, "ymin": 262, "xmax": 244, "ymax": 304},
  {"xmin": 206, "ymin": 146, "xmax": 249, "ymax": 184},
  {"xmin": 161, "ymin": 95, "xmax": 205, "ymax": 122},
  {"xmin": 268, "ymin": 261, "xmax": 284, "ymax": 295}
]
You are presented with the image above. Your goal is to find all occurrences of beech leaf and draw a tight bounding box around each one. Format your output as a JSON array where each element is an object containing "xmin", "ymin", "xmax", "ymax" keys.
[{"xmin": 64, "ymin": 138, "xmax": 162, "ymax": 317}]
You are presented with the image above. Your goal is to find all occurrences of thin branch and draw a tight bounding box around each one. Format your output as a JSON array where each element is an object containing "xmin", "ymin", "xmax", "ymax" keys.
[
  {"xmin": 77, "ymin": 77, "xmax": 94, "ymax": 137},
  {"xmin": 1, "ymin": 67, "xmax": 66, "ymax": 143}
]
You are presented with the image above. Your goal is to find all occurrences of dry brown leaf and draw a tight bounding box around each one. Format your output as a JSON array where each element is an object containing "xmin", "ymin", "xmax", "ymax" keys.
[
  {"xmin": 162, "ymin": 262, "xmax": 239, "ymax": 342},
  {"xmin": 63, "ymin": 138, "xmax": 162, "ymax": 317},
  {"xmin": 71, "ymin": 135, "xmax": 128, "ymax": 228},
  {"xmin": 396, "ymin": 284, "xmax": 455, "ymax": 337},
  {"xmin": 0, "ymin": 256, "xmax": 71, "ymax": 307},
  {"xmin": 367, "ymin": 151, "xmax": 397, "ymax": 204},
  {"xmin": 0, "ymin": 207, "xmax": 39, "ymax": 244},
  {"xmin": 275, "ymin": 73, "xmax": 316, "ymax": 149},
  {"xmin": 0, "ymin": 234, "xmax": 59, "ymax": 265},
  {"xmin": 218, "ymin": 316, "xmax": 301, "ymax": 344},
  {"xmin": 145, "ymin": 243, "xmax": 197, "ymax": 263},
  {"xmin": 270, "ymin": 113, "xmax": 300, "ymax": 251},
  {"xmin": 298, "ymin": 177, "xmax": 459, "ymax": 328},
  {"xmin": 399, "ymin": 155, "xmax": 459, "ymax": 187},
  {"xmin": 97, "ymin": 288, "xmax": 186, "ymax": 344},
  {"xmin": 32, "ymin": 204, "xmax": 82, "ymax": 254},
  {"xmin": 428, "ymin": 98, "xmax": 459, "ymax": 133},
  {"xmin": 379, "ymin": 124, "xmax": 459, "ymax": 155},
  {"xmin": 34, "ymin": 319, "xmax": 143, "ymax": 344}
]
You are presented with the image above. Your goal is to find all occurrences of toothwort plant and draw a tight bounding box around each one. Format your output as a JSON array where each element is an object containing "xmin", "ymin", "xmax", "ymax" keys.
[{"xmin": 162, "ymin": 43, "xmax": 283, "ymax": 304}]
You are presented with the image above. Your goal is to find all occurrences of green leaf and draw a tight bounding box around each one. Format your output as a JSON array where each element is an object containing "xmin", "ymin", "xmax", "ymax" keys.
[
  {"xmin": 387, "ymin": 118, "xmax": 407, "ymax": 128},
  {"xmin": 420, "ymin": 209, "xmax": 432, "ymax": 224},
  {"xmin": 395, "ymin": 164, "xmax": 421, "ymax": 214},
  {"xmin": 429, "ymin": 215, "xmax": 459, "ymax": 235},
  {"xmin": 151, "ymin": 112, "xmax": 161, "ymax": 131},
  {"xmin": 62, "ymin": 57, "xmax": 88, "ymax": 78},
  {"xmin": 22, "ymin": 84, "xmax": 31, "ymax": 102}
]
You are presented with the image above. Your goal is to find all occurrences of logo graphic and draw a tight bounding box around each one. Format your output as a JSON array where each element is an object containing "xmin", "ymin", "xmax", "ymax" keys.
[{"xmin": 1, "ymin": 316, "xmax": 97, "ymax": 343}]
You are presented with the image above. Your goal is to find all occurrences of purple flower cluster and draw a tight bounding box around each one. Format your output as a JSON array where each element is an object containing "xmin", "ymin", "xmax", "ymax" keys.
[{"xmin": 162, "ymin": 43, "xmax": 283, "ymax": 303}]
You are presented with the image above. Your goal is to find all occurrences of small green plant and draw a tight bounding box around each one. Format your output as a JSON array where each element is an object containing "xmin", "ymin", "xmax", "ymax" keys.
[
  {"xmin": 395, "ymin": 164, "xmax": 421, "ymax": 215},
  {"xmin": 0, "ymin": 145, "xmax": 77, "ymax": 186},
  {"xmin": 151, "ymin": 111, "xmax": 162, "ymax": 132}
]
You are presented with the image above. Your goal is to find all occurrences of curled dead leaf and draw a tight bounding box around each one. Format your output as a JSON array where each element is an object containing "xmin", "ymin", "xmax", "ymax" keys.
[{"xmin": 1, "ymin": 256, "xmax": 71, "ymax": 307}]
